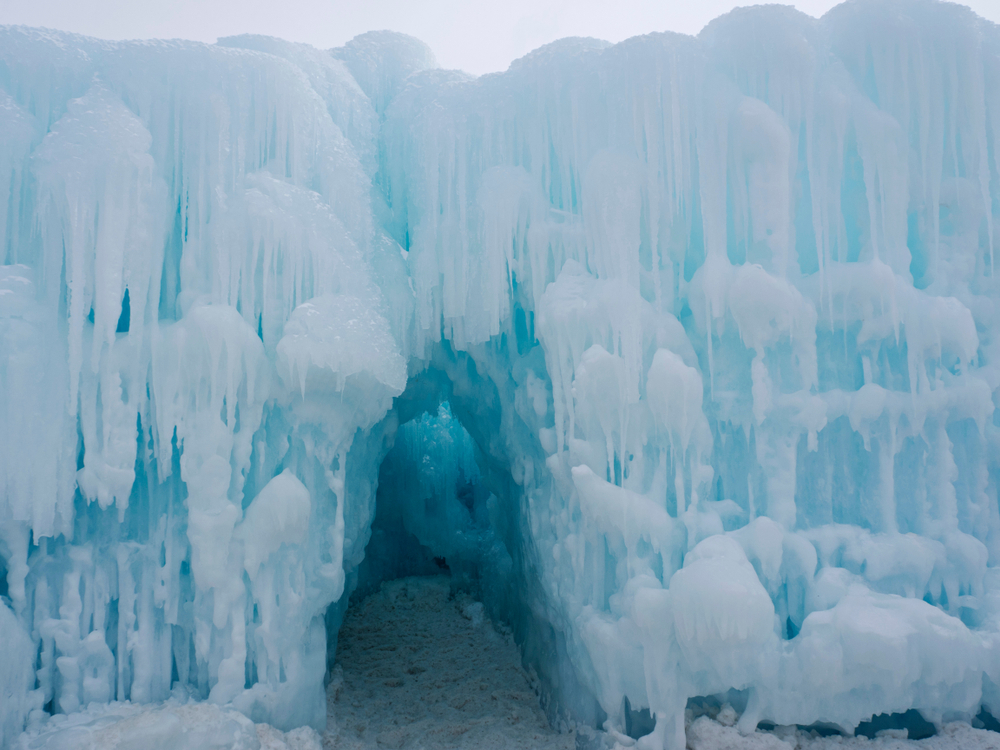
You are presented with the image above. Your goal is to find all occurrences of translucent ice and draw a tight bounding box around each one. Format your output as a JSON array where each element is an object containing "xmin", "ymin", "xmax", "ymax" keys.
[{"xmin": 3, "ymin": 2, "xmax": 1000, "ymax": 749}]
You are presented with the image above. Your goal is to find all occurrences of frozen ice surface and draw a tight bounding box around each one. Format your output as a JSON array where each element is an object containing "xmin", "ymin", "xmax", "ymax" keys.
[
  {"xmin": 685, "ymin": 713, "xmax": 1000, "ymax": 749},
  {"xmin": 3, "ymin": 0, "xmax": 1000, "ymax": 748},
  {"xmin": 0, "ymin": 602, "xmax": 35, "ymax": 747},
  {"xmin": 14, "ymin": 701, "xmax": 321, "ymax": 750}
]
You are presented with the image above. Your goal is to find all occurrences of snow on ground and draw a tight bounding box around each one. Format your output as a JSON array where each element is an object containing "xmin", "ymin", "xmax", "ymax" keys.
[
  {"xmin": 324, "ymin": 575, "xmax": 1000, "ymax": 750},
  {"xmin": 15, "ymin": 701, "xmax": 322, "ymax": 750},
  {"xmin": 15, "ymin": 574, "xmax": 1000, "ymax": 749},
  {"xmin": 323, "ymin": 576, "xmax": 575, "ymax": 750},
  {"xmin": 684, "ymin": 713, "xmax": 1000, "ymax": 750}
]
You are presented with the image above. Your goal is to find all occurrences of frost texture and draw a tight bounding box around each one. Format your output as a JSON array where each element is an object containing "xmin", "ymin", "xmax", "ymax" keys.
[{"xmin": 2, "ymin": 2, "xmax": 1000, "ymax": 748}]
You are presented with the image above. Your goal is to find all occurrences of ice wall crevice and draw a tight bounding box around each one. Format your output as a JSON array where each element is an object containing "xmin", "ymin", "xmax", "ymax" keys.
[{"xmin": 3, "ymin": 1, "xmax": 1000, "ymax": 748}]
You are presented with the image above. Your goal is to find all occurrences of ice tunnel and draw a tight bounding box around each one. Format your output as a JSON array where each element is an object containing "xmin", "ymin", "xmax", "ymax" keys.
[{"xmin": 4, "ymin": 1, "xmax": 1000, "ymax": 748}]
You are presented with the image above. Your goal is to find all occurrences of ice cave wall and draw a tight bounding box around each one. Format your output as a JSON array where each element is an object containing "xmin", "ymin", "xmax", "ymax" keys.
[{"xmin": 2, "ymin": 1, "xmax": 1000, "ymax": 747}]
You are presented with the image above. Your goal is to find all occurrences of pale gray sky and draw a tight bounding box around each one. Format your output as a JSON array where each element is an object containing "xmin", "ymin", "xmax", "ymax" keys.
[{"xmin": 1, "ymin": 0, "xmax": 998, "ymax": 76}]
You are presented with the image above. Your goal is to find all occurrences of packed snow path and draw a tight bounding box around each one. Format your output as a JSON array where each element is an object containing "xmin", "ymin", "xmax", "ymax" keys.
[{"xmin": 323, "ymin": 577, "xmax": 574, "ymax": 750}]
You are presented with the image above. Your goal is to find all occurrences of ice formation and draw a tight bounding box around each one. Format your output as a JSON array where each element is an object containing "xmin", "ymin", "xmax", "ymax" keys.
[{"xmin": 2, "ymin": 1, "xmax": 1000, "ymax": 748}]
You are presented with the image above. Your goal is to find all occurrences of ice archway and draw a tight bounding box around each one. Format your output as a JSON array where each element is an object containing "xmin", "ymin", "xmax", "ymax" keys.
[{"xmin": 4, "ymin": 2, "xmax": 1000, "ymax": 748}]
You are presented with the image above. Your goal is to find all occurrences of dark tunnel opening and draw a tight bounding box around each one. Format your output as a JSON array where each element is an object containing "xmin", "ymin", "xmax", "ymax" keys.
[
  {"xmin": 323, "ymin": 358, "xmax": 526, "ymax": 649},
  {"xmin": 350, "ymin": 397, "xmax": 505, "ymax": 605},
  {"xmin": 320, "ymin": 348, "xmax": 604, "ymax": 736}
]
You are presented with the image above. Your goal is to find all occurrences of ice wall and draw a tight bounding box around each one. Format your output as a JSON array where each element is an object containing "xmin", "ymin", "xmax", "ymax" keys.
[
  {"xmin": 2, "ymin": 1, "xmax": 1000, "ymax": 748},
  {"xmin": 378, "ymin": 3, "xmax": 1000, "ymax": 742},
  {"xmin": 0, "ymin": 28, "xmax": 416, "ymax": 742}
]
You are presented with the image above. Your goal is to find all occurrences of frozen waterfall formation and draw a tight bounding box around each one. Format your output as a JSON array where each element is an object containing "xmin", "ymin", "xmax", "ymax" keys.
[{"xmin": 3, "ymin": 1, "xmax": 1000, "ymax": 747}]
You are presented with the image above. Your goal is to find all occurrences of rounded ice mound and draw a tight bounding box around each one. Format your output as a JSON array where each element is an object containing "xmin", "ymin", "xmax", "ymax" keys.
[
  {"xmin": 216, "ymin": 35, "xmax": 378, "ymax": 175},
  {"xmin": 239, "ymin": 469, "xmax": 312, "ymax": 582},
  {"xmin": 507, "ymin": 37, "xmax": 611, "ymax": 75},
  {"xmin": 766, "ymin": 585, "xmax": 986, "ymax": 730},
  {"xmin": 646, "ymin": 348, "xmax": 708, "ymax": 452},
  {"xmin": 276, "ymin": 294, "xmax": 407, "ymax": 398},
  {"xmin": 331, "ymin": 31, "xmax": 437, "ymax": 114},
  {"xmin": 670, "ymin": 535, "xmax": 776, "ymax": 684}
]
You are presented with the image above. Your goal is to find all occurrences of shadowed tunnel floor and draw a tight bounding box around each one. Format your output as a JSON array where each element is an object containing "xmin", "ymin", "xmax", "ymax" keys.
[{"xmin": 322, "ymin": 577, "xmax": 575, "ymax": 750}]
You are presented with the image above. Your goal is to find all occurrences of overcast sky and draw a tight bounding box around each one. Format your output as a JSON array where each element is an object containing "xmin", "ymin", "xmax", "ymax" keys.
[{"xmin": 1, "ymin": 0, "xmax": 998, "ymax": 76}]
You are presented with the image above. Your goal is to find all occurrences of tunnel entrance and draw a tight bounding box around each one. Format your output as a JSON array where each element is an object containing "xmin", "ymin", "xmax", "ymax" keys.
[
  {"xmin": 321, "ymin": 368, "xmax": 574, "ymax": 747},
  {"xmin": 327, "ymin": 354, "xmax": 531, "ymax": 648},
  {"xmin": 351, "ymin": 400, "xmax": 502, "ymax": 605},
  {"xmin": 319, "ymin": 352, "xmax": 604, "ymax": 743}
]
